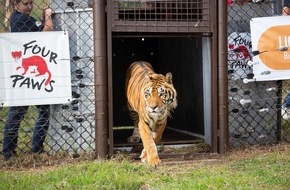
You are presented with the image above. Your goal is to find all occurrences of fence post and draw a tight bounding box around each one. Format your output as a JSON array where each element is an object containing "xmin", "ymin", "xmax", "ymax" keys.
[
  {"xmin": 92, "ymin": 0, "xmax": 108, "ymax": 159},
  {"xmin": 218, "ymin": 0, "xmax": 228, "ymax": 154}
]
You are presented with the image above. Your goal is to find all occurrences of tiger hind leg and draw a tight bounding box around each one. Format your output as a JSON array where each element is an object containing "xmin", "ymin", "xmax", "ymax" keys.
[
  {"xmin": 127, "ymin": 109, "xmax": 141, "ymax": 143},
  {"xmin": 127, "ymin": 126, "xmax": 140, "ymax": 143}
]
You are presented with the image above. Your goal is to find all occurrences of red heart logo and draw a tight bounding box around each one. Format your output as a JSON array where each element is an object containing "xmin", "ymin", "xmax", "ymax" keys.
[
  {"xmin": 229, "ymin": 44, "xmax": 234, "ymax": 49},
  {"xmin": 11, "ymin": 51, "xmax": 22, "ymax": 60}
]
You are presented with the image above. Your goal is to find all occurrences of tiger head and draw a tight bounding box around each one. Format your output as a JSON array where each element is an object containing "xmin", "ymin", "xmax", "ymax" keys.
[{"xmin": 142, "ymin": 72, "xmax": 177, "ymax": 117}]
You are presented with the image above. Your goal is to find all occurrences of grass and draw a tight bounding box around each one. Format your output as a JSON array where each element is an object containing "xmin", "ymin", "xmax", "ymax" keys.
[{"xmin": 0, "ymin": 144, "xmax": 290, "ymax": 190}]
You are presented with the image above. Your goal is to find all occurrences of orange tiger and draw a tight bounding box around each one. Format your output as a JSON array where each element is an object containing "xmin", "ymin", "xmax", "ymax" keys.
[{"xmin": 125, "ymin": 61, "xmax": 177, "ymax": 166}]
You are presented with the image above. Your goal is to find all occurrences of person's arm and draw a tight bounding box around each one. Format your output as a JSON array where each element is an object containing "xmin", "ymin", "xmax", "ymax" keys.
[
  {"xmin": 42, "ymin": 7, "xmax": 53, "ymax": 31},
  {"xmin": 282, "ymin": 0, "xmax": 290, "ymax": 16},
  {"xmin": 282, "ymin": 6, "xmax": 290, "ymax": 16}
]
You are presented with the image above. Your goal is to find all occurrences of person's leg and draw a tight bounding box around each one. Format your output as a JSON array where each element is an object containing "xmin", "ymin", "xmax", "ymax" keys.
[
  {"xmin": 2, "ymin": 106, "xmax": 29, "ymax": 160},
  {"xmin": 31, "ymin": 105, "xmax": 50, "ymax": 153},
  {"xmin": 282, "ymin": 92, "xmax": 290, "ymax": 120},
  {"xmin": 283, "ymin": 92, "xmax": 290, "ymax": 108}
]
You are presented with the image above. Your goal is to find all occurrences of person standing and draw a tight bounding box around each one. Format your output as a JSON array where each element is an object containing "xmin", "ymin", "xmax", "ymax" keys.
[
  {"xmin": 2, "ymin": 0, "xmax": 53, "ymax": 160},
  {"xmin": 281, "ymin": 0, "xmax": 290, "ymax": 120}
]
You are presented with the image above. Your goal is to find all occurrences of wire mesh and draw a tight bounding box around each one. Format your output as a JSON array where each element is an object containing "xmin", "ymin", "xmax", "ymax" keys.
[
  {"xmin": 109, "ymin": 0, "xmax": 210, "ymax": 33},
  {"xmin": 228, "ymin": 0, "xmax": 290, "ymax": 147},
  {"xmin": 0, "ymin": 0, "xmax": 95, "ymax": 159},
  {"xmin": 117, "ymin": 0, "xmax": 203, "ymax": 22}
]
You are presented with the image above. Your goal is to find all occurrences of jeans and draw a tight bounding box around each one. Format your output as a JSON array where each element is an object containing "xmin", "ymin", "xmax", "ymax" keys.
[
  {"xmin": 283, "ymin": 92, "xmax": 290, "ymax": 108},
  {"xmin": 2, "ymin": 105, "xmax": 50, "ymax": 159}
]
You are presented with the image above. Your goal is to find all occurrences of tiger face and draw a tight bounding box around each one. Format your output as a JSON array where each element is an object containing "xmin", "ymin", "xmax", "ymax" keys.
[{"xmin": 143, "ymin": 73, "xmax": 177, "ymax": 118}]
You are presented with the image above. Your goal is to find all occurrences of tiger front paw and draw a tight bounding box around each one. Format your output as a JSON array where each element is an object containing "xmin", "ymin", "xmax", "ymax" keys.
[
  {"xmin": 140, "ymin": 149, "xmax": 147, "ymax": 163},
  {"xmin": 148, "ymin": 156, "xmax": 161, "ymax": 167}
]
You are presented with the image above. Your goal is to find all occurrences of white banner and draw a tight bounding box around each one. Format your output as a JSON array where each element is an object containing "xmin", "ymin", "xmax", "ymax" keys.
[
  {"xmin": 228, "ymin": 32, "xmax": 253, "ymax": 80},
  {"xmin": 0, "ymin": 31, "xmax": 72, "ymax": 107},
  {"xmin": 250, "ymin": 16, "xmax": 290, "ymax": 81}
]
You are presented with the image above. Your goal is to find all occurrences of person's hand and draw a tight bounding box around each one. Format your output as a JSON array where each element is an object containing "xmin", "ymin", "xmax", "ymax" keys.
[
  {"xmin": 43, "ymin": 7, "xmax": 53, "ymax": 17},
  {"xmin": 42, "ymin": 7, "xmax": 53, "ymax": 31}
]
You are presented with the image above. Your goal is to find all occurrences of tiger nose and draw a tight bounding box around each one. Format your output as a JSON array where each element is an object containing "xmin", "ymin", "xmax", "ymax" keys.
[{"xmin": 150, "ymin": 105, "xmax": 158, "ymax": 111}]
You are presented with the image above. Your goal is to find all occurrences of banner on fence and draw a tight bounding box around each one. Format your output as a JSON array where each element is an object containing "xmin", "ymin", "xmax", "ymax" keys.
[
  {"xmin": 0, "ymin": 31, "xmax": 71, "ymax": 107},
  {"xmin": 228, "ymin": 32, "xmax": 253, "ymax": 80},
  {"xmin": 250, "ymin": 16, "xmax": 290, "ymax": 81}
]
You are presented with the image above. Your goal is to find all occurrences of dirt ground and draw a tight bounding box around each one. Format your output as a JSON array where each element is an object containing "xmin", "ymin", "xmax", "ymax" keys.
[{"xmin": 1, "ymin": 142, "xmax": 289, "ymax": 171}]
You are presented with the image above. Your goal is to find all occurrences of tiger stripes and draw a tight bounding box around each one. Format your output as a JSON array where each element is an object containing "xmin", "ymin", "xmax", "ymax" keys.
[{"xmin": 125, "ymin": 61, "xmax": 177, "ymax": 166}]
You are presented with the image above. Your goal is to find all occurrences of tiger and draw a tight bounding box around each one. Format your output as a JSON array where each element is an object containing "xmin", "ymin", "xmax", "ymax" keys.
[{"xmin": 125, "ymin": 61, "xmax": 177, "ymax": 166}]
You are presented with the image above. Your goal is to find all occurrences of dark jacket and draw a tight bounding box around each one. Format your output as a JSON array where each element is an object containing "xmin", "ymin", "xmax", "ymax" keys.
[{"xmin": 10, "ymin": 11, "xmax": 44, "ymax": 32}]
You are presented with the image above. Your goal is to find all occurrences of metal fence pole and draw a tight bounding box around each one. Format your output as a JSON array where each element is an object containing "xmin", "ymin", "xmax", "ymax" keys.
[
  {"xmin": 211, "ymin": 1, "xmax": 218, "ymax": 153},
  {"xmin": 277, "ymin": 80, "xmax": 282, "ymax": 142},
  {"xmin": 92, "ymin": 0, "xmax": 108, "ymax": 159},
  {"xmin": 218, "ymin": 0, "xmax": 228, "ymax": 154}
]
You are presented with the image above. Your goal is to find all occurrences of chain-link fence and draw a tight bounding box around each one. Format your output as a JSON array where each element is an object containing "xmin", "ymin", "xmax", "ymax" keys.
[
  {"xmin": 1, "ymin": 0, "xmax": 290, "ymax": 161},
  {"xmin": 0, "ymin": 0, "xmax": 95, "ymax": 160},
  {"xmin": 228, "ymin": 0, "xmax": 290, "ymax": 147}
]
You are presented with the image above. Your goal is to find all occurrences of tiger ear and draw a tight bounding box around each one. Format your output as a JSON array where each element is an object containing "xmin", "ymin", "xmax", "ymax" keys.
[
  {"xmin": 165, "ymin": 72, "xmax": 173, "ymax": 84},
  {"xmin": 146, "ymin": 75, "xmax": 151, "ymax": 81}
]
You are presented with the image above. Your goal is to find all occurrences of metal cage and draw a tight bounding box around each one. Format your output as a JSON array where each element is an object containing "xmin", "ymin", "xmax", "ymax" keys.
[{"xmin": 108, "ymin": 0, "xmax": 211, "ymax": 33}]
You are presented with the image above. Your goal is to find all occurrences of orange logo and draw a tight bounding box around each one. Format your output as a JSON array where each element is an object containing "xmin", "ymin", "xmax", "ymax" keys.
[{"xmin": 257, "ymin": 25, "xmax": 290, "ymax": 70}]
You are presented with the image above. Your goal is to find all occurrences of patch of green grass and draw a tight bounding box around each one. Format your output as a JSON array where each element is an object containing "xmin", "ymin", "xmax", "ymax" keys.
[
  {"xmin": 228, "ymin": 153, "xmax": 290, "ymax": 188},
  {"xmin": 1, "ymin": 160, "xmax": 152, "ymax": 190},
  {"xmin": 1, "ymin": 145, "xmax": 290, "ymax": 190},
  {"xmin": 153, "ymin": 154, "xmax": 290, "ymax": 190}
]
